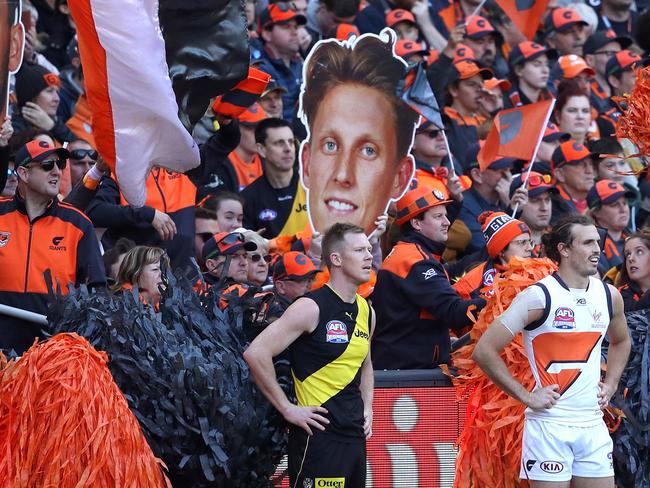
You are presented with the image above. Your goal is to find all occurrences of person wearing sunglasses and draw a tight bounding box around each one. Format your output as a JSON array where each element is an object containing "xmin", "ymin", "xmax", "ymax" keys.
[
  {"xmin": 0, "ymin": 139, "xmax": 106, "ymax": 355},
  {"xmin": 201, "ymin": 231, "xmax": 257, "ymax": 288},
  {"xmin": 242, "ymin": 230, "xmax": 272, "ymax": 287},
  {"xmin": 68, "ymin": 139, "xmax": 98, "ymax": 187},
  {"xmin": 454, "ymin": 211, "xmax": 533, "ymax": 300}
]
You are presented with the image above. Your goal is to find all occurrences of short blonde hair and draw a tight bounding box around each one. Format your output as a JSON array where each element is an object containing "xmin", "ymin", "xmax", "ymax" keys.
[{"xmin": 111, "ymin": 246, "xmax": 169, "ymax": 292}]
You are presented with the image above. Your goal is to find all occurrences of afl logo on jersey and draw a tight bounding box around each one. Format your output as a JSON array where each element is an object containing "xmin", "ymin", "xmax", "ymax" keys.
[
  {"xmin": 325, "ymin": 321, "xmax": 349, "ymax": 343},
  {"xmin": 553, "ymin": 307, "xmax": 575, "ymax": 329}
]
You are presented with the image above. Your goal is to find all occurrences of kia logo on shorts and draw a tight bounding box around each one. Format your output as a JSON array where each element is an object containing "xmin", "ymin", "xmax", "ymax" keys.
[{"xmin": 540, "ymin": 461, "xmax": 564, "ymax": 473}]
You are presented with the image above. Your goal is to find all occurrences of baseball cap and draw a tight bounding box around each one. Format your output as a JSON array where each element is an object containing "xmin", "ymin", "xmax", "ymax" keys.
[
  {"xmin": 509, "ymin": 171, "xmax": 558, "ymax": 199},
  {"xmin": 386, "ymin": 9, "xmax": 416, "ymax": 28},
  {"xmin": 465, "ymin": 15, "xmax": 500, "ymax": 40},
  {"xmin": 479, "ymin": 211, "xmax": 530, "ymax": 259},
  {"xmin": 261, "ymin": 78, "xmax": 288, "ymax": 98},
  {"xmin": 587, "ymin": 179, "xmax": 635, "ymax": 208},
  {"xmin": 509, "ymin": 41, "xmax": 556, "ymax": 68},
  {"xmin": 238, "ymin": 103, "xmax": 267, "ymax": 125},
  {"xmin": 395, "ymin": 40, "xmax": 429, "ymax": 60},
  {"xmin": 15, "ymin": 139, "xmax": 70, "ymax": 167},
  {"xmin": 464, "ymin": 142, "xmax": 516, "ymax": 173},
  {"xmin": 583, "ymin": 29, "xmax": 633, "ymax": 56},
  {"xmin": 258, "ymin": 4, "xmax": 306, "ymax": 32},
  {"xmin": 202, "ymin": 232, "xmax": 257, "ymax": 261},
  {"xmin": 449, "ymin": 60, "xmax": 493, "ymax": 83},
  {"xmin": 484, "ymin": 77, "xmax": 512, "ymax": 92},
  {"xmin": 543, "ymin": 122, "xmax": 571, "ymax": 143},
  {"xmin": 395, "ymin": 180, "xmax": 451, "ymax": 225},
  {"xmin": 555, "ymin": 54, "xmax": 596, "ymax": 79},
  {"xmin": 606, "ymin": 50, "xmax": 650, "ymax": 78},
  {"xmin": 326, "ymin": 23, "xmax": 360, "ymax": 41},
  {"xmin": 545, "ymin": 8, "xmax": 588, "ymax": 35},
  {"xmin": 551, "ymin": 140, "xmax": 594, "ymax": 171},
  {"xmin": 454, "ymin": 44, "xmax": 476, "ymax": 63},
  {"xmin": 15, "ymin": 63, "xmax": 61, "ymax": 107},
  {"xmin": 273, "ymin": 251, "xmax": 319, "ymax": 281},
  {"xmin": 417, "ymin": 115, "xmax": 444, "ymax": 131}
]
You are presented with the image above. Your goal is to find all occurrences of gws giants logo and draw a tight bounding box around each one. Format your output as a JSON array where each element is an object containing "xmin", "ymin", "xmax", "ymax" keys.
[
  {"xmin": 540, "ymin": 461, "xmax": 564, "ymax": 474},
  {"xmin": 50, "ymin": 236, "xmax": 67, "ymax": 251},
  {"xmin": 552, "ymin": 307, "xmax": 575, "ymax": 329},
  {"xmin": 0, "ymin": 231, "xmax": 10, "ymax": 247},
  {"xmin": 325, "ymin": 321, "xmax": 348, "ymax": 343}
]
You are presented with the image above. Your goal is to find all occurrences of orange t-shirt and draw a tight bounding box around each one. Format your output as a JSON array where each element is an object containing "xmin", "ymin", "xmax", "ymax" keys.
[{"xmin": 228, "ymin": 151, "xmax": 263, "ymax": 191}]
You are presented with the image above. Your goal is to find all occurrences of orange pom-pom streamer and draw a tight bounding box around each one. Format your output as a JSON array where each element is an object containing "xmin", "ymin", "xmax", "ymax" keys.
[
  {"xmin": 616, "ymin": 66, "xmax": 650, "ymax": 158},
  {"xmin": 443, "ymin": 257, "xmax": 557, "ymax": 488},
  {"xmin": 0, "ymin": 333, "xmax": 171, "ymax": 488}
]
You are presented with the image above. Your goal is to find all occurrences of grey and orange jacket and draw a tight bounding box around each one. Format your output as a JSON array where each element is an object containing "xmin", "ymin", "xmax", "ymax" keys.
[
  {"xmin": 0, "ymin": 193, "xmax": 105, "ymax": 353},
  {"xmin": 371, "ymin": 230, "xmax": 486, "ymax": 370}
]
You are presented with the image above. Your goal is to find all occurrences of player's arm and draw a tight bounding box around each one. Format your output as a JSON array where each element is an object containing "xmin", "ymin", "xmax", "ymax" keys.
[
  {"xmin": 472, "ymin": 289, "xmax": 560, "ymax": 410},
  {"xmin": 360, "ymin": 306, "xmax": 376, "ymax": 439},
  {"xmin": 244, "ymin": 297, "xmax": 329, "ymax": 435},
  {"xmin": 599, "ymin": 285, "xmax": 632, "ymax": 409}
]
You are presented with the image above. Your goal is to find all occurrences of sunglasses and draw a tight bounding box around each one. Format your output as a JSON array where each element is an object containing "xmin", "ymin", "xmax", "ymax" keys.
[
  {"xmin": 6, "ymin": 167, "xmax": 17, "ymax": 178},
  {"xmin": 218, "ymin": 232, "xmax": 245, "ymax": 245},
  {"xmin": 30, "ymin": 158, "xmax": 67, "ymax": 171},
  {"xmin": 418, "ymin": 129, "xmax": 442, "ymax": 139},
  {"xmin": 70, "ymin": 149, "xmax": 98, "ymax": 161},
  {"xmin": 527, "ymin": 174, "xmax": 552, "ymax": 187},
  {"xmin": 250, "ymin": 253, "xmax": 272, "ymax": 263},
  {"xmin": 196, "ymin": 232, "xmax": 213, "ymax": 243}
]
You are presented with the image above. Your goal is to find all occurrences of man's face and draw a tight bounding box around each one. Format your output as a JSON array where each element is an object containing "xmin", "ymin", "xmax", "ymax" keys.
[
  {"xmin": 263, "ymin": 20, "xmax": 300, "ymax": 56},
  {"xmin": 464, "ymin": 35, "xmax": 496, "ymax": 66},
  {"xmin": 413, "ymin": 127, "xmax": 447, "ymax": 160},
  {"xmin": 18, "ymin": 158, "xmax": 63, "ymax": 198},
  {"xmin": 335, "ymin": 232, "xmax": 373, "ymax": 285},
  {"xmin": 517, "ymin": 56, "xmax": 550, "ymax": 90},
  {"xmin": 412, "ymin": 205, "xmax": 450, "ymax": 243},
  {"xmin": 394, "ymin": 22, "xmax": 419, "ymax": 41},
  {"xmin": 259, "ymin": 126, "xmax": 295, "ymax": 173},
  {"xmin": 586, "ymin": 41, "xmax": 621, "ymax": 78},
  {"xmin": 611, "ymin": 69, "xmax": 637, "ymax": 96},
  {"xmin": 501, "ymin": 232, "xmax": 533, "ymax": 263},
  {"xmin": 520, "ymin": 192, "xmax": 552, "ymax": 230},
  {"xmin": 1, "ymin": 2, "xmax": 25, "ymax": 118},
  {"xmin": 561, "ymin": 224, "xmax": 601, "ymax": 277},
  {"xmin": 194, "ymin": 217, "xmax": 221, "ymax": 265},
  {"xmin": 301, "ymin": 84, "xmax": 413, "ymax": 234},
  {"xmin": 597, "ymin": 155, "xmax": 626, "ymax": 183},
  {"xmin": 207, "ymin": 249, "xmax": 249, "ymax": 282},
  {"xmin": 594, "ymin": 197, "xmax": 629, "ymax": 233},
  {"xmin": 291, "ymin": 0, "xmax": 308, "ymax": 16},
  {"xmin": 480, "ymin": 166, "xmax": 512, "ymax": 189},
  {"xmin": 259, "ymin": 90, "xmax": 284, "ymax": 119},
  {"xmin": 238, "ymin": 124, "xmax": 258, "ymax": 156},
  {"xmin": 276, "ymin": 275, "xmax": 314, "ymax": 300},
  {"xmin": 451, "ymin": 75, "xmax": 484, "ymax": 113},
  {"xmin": 555, "ymin": 158, "xmax": 595, "ymax": 194},
  {"xmin": 68, "ymin": 140, "xmax": 96, "ymax": 186},
  {"xmin": 549, "ymin": 25, "xmax": 587, "ymax": 56}
]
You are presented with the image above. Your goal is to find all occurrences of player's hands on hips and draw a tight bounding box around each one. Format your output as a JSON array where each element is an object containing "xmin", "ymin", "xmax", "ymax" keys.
[
  {"xmin": 283, "ymin": 404, "xmax": 329, "ymax": 436},
  {"xmin": 598, "ymin": 381, "xmax": 616, "ymax": 409},
  {"xmin": 526, "ymin": 384, "xmax": 560, "ymax": 410},
  {"xmin": 363, "ymin": 408, "xmax": 373, "ymax": 439}
]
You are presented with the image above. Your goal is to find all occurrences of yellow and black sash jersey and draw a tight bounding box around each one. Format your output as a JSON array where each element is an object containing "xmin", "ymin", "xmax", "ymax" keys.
[{"xmin": 290, "ymin": 284, "xmax": 370, "ymax": 437}]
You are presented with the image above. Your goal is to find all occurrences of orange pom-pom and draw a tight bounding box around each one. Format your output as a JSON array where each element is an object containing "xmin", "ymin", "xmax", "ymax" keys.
[
  {"xmin": 616, "ymin": 65, "xmax": 650, "ymax": 157},
  {"xmin": 0, "ymin": 333, "xmax": 171, "ymax": 488}
]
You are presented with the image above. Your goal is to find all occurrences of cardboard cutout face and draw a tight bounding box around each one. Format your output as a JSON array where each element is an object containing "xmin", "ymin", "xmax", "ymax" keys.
[
  {"xmin": 1, "ymin": 0, "xmax": 24, "ymax": 119},
  {"xmin": 298, "ymin": 30, "xmax": 417, "ymax": 235}
]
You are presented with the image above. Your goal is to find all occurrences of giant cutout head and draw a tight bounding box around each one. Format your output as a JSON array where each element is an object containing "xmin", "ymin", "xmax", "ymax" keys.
[
  {"xmin": 1, "ymin": 0, "xmax": 24, "ymax": 119},
  {"xmin": 298, "ymin": 30, "xmax": 418, "ymax": 235}
]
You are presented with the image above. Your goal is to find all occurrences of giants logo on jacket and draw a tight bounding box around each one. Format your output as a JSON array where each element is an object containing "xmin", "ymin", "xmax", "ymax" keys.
[{"xmin": 325, "ymin": 321, "xmax": 349, "ymax": 343}]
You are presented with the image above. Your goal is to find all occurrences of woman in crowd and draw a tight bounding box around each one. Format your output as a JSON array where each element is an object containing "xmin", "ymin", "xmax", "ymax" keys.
[
  {"xmin": 112, "ymin": 246, "xmax": 169, "ymax": 307},
  {"xmin": 619, "ymin": 232, "xmax": 650, "ymax": 311},
  {"xmin": 243, "ymin": 230, "xmax": 271, "ymax": 287},
  {"xmin": 554, "ymin": 80, "xmax": 593, "ymax": 145}
]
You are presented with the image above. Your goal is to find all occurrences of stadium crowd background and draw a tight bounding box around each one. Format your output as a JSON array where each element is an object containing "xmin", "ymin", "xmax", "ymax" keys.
[{"xmin": 2, "ymin": 0, "xmax": 650, "ymax": 483}]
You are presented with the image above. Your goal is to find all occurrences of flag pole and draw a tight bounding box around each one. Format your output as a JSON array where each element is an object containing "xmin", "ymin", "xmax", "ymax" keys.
[
  {"xmin": 442, "ymin": 129, "xmax": 457, "ymax": 179},
  {"xmin": 512, "ymin": 98, "xmax": 556, "ymax": 217},
  {"xmin": 467, "ymin": 0, "xmax": 489, "ymax": 22}
]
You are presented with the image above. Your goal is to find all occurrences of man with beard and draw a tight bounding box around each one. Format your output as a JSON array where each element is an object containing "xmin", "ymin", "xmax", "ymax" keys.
[{"xmin": 545, "ymin": 7, "xmax": 589, "ymax": 57}]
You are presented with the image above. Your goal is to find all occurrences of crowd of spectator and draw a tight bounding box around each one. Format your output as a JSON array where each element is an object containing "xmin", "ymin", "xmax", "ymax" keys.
[{"xmin": 2, "ymin": 0, "xmax": 650, "ymax": 373}]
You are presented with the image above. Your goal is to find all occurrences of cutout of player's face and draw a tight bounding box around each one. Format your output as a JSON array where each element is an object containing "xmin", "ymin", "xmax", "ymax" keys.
[
  {"xmin": 1, "ymin": 2, "xmax": 25, "ymax": 118},
  {"xmin": 301, "ymin": 83, "xmax": 413, "ymax": 234}
]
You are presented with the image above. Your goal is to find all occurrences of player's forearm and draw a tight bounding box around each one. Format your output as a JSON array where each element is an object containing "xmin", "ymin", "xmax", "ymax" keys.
[
  {"xmin": 473, "ymin": 347, "xmax": 530, "ymax": 405},
  {"xmin": 360, "ymin": 358, "xmax": 374, "ymax": 410},
  {"xmin": 244, "ymin": 348, "xmax": 294, "ymax": 415},
  {"xmin": 604, "ymin": 333, "xmax": 631, "ymax": 389}
]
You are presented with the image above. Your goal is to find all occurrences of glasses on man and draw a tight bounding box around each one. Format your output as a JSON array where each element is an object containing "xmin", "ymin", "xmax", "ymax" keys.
[
  {"xmin": 6, "ymin": 167, "xmax": 17, "ymax": 178},
  {"xmin": 527, "ymin": 174, "xmax": 552, "ymax": 187},
  {"xmin": 29, "ymin": 158, "xmax": 67, "ymax": 172},
  {"xmin": 594, "ymin": 50, "xmax": 619, "ymax": 58},
  {"xmin": 249, "ymin": 253, "xmax": 272, "ymax": 263},
  {"xmin": 417, "ymin": 129, "xmax": 442, "ymax": 139},
  {"xmin": 196, "ymin": 232, "xmax": 213, "ymax": 243},
  {"xmin": 218, "ymin": 232, "xmax": 246, "ymax": 245},
  {"xmin": 70, "ymin": 149, "xmax": 99, "ymax": 161},
  {"xmin": 510, "ymin": 238, "xmax": 534, "ymax": 249}
]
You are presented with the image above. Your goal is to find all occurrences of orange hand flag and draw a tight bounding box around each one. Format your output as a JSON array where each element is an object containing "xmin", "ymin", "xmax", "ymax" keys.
[
  {"xmin": 495, "ymin": 0, "xmax": 550, "ymax": 40},
  {"xmin": 478, "ymin": 99, "xmax": 554, "ymax": 171}
]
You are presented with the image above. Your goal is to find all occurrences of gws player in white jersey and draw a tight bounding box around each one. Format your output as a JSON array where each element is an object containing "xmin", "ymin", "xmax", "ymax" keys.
[{"xmin": 473, "ymin": 214, "xmax": 631, "ymax": 487}]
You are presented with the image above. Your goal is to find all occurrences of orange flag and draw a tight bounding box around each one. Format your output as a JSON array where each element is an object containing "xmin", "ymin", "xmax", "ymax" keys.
[
  {"xmin": 496, "ymin": 0, "xmax": 550, "ymax": 40},
  {"xmin": 478, "ymin": 99, "xmax": 554, "ymax": 171}
]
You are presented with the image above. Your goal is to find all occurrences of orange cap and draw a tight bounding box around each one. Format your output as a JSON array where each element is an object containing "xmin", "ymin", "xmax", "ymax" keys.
[
  {"xmin": 465, "ymin": 15, "xmax": 497, "ymax": 39},
  {"xmin": 587, "ymin": 179, "xmax": 635, "ymax": 208},
  {"xmin": 395, "ymin": 40, "xmax": 429, "ymax": 59},
  {"xmin": 453, "ymin": 43, "xmax": 476, "ymax": 63},
  {"xmin": 386, "ymin": 9, "xmax": 416, "ymax": 28},
  {"xmin": 545, "ymin": 7, "xmax": 587, "ymax": 33},
  {"xmin": 606, "ymin": 49, "xmax": 648, "ymax": 78},
  {"xmin": 238, "ymin": 103, "xmax": 267, "ymax": 125},
  {"xmin": 557, "ymin": 54, "xmax": 596, "ymax": 79},
  {"xmin": 449, "ymin": 59, "xmax": 494, "ymax": 82},
  {"xmin": 551, "ymin": 140, "xmax": 593, "ymax": 170},
  {"xmin": 395, "ymin": 180, "xmax": 451, "ymax": 225},
  {"xmin": 484, "ymin": 77, "xmax": 512, "ymax": 92},
  {"xmin": 326, "ymin": 22, "xmax": 360, "ymax": 41}
]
